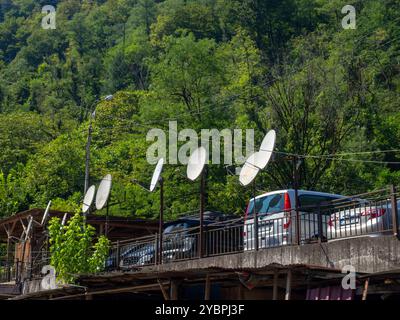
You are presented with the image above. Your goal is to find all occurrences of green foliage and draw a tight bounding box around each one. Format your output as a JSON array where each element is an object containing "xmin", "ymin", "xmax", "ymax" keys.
[
  {"xmin": 0, "ymin": 169, "xmax": 27, "ymax": 217},
  {"xmin": 48, "ymin": 210, "xmax": 111, "ymax": 284},
  {"xmin": 0, "ymin": 0, "xmax": 399, "ymax": 219}
]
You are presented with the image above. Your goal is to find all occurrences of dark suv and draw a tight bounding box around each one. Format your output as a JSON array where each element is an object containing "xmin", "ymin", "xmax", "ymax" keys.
[{"xmin": 110, "ymin": 211, "xmax": 241, "ymax": 268}]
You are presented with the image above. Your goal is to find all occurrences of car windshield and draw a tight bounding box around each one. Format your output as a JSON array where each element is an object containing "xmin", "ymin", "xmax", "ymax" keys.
[
  {"xmin": 164, "ymin": 222, "xmax": 189, "ymax": 234},
  {"xmin": 246, "ymin": 193, "xmax": 284, "ymax": 216}
]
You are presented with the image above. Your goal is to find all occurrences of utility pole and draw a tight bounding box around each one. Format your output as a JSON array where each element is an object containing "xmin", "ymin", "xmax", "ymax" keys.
[
  {"xmin": 84, "ymin": 95, "xmax": 113, "ymax": 195},
  {"xmin": 84, "ymin": 116, "xmax": 93, "ymax": 195}
]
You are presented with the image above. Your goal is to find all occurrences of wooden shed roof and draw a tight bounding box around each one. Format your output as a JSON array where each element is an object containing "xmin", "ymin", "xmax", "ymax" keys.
[{"xmin": 0, "ymin": 208, "xmax": 158, "ymax": 242}]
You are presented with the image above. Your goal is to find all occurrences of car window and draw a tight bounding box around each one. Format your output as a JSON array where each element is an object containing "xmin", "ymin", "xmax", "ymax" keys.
[
  {"xmin": 299, "ymin": 195, "xmax": 342, "ymax": 211},
  {"xmin": 247, "ymin": 193, "xmax": 284, "ymax": 216}
]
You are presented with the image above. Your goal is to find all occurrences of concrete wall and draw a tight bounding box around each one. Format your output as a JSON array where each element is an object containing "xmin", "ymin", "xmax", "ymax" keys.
[{"xmin": 145, "ymin": 235, "xmax": 400, "ymax": 274}]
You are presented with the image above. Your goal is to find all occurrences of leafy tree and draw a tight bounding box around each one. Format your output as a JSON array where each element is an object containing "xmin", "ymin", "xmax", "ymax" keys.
[
  {"xmin": 0, "ymin": 169, "xmax": 27, "ymax": 217},
  {"xmin": 48, "ymin": 210, "xmax": 110, "ymax": 284},
  {"xmin": 0, "ymin": 0, "xmax": 400, "ymax": 218}
]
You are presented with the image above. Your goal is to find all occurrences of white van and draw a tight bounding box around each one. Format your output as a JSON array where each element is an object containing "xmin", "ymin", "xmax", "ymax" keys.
[{"xmin": 243, "ymin": 189, "xmax": 346, "ymax": 250}]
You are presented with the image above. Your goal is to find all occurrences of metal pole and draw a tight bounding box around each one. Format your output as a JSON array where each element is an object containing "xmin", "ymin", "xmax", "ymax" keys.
[
  {"xmin": 154, "ymin": 233, "xmax": 158, "ymax": 266},
  {"xmin": 159, "ymin": 178, "xmax": 164, "ymax": 264},
  {"xmin": 317, "ymin": 204, "xmax": 323, "ymax": 243},
  {"xmin": 253, "ymin": 178, "xmax": 259, "ymax": 251},
  {"xmin": 116, "ymin": 241, "xmax": 120, "ymax": 270},
  {"xmin": 105, "ymin": 197, "xmax": 110, "ymax": 237},
  {"xmin": 390, "ymin": 185, "xmax": 398, "ymax": 238},
  {"xmin": 199, "ymin": 171, "xmax": 205, "ymax": 258},
  {"xmin": 6, "ymin": 236, "xmax": 11, "ymax": 282},
  {"xmin": 84, "ymin": 118, "xmax": 93, "ymax": 195},
  {"xmin": 293, "ymin": 156, "xmax": 300, "ymax": 245}
]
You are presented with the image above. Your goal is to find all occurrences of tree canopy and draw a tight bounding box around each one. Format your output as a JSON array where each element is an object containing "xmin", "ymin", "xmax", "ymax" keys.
[{"xmin": 0, "ymin": 0, "xmax": 399, "ymax": 219}]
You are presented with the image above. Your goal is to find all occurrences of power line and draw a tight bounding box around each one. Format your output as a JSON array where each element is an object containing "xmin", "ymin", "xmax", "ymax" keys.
[{"xmin": 259, "ymin": 149, "xmax": 400, "ymax": 165}]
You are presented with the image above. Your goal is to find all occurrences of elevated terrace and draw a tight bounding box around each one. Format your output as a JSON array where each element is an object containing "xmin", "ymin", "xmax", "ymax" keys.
[{"xmin": 2, "ymin": 186, "xmax": 400, "ymax": 300}]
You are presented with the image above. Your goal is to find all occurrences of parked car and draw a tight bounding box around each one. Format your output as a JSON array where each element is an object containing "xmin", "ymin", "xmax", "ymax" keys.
[
  {"xmin": 108, "ymin": 211, "xmax": 240, "ymax": 268},
  {"xmin": 327, "ymin": 198, "xmax": 400, "ymax": 241},
  {"xmin": 105, "ymin": 236, "xmax": 155, "ymax": 270},
  {"xmin": 118, "ymin": 241, "xmax": 155, "ymax": 268},
  {"xmin": 162, "ymin": 212, "xmax": 242, "ymax": 262},
  {"xmin": 243, "ymin": 189, "xmax": 346, "ymax": 250}
]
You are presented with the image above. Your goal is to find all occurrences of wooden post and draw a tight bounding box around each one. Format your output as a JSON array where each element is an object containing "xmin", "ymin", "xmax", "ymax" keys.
[
  {"xmin": 170, "ymin": 279, "xmax": 179, "ymax": 300},
  {"xmin": 205, "ymin": 274, "xmax": 211, "ymax": 300},
  {"xmin": 238, "ymin": 283, "xmax": 244, "ymax": 300},
  {"xmin": 6, "ymin": 236, "xmax": 11, "ymax": 282},
  {"xmin": 362, "ymin": 278, "xmax": 369, "ymax": 301},
  {"xmin": 272, "ymin": 270, "xmax": 279, "ymax": 300},
  {"xmin": 158, "ymin": 279, "xmax": 169, "ymax": 301},
  {"xmin": 15, "ymin": 259, "xmax": 19, "ymax": 283},
  {"xmin": 85, "ymin": 294, "xmax": 93, "ymax": 300},
  {"xmin": 285, "ymin": 270, "xmax": 292, "ymax": 300}
]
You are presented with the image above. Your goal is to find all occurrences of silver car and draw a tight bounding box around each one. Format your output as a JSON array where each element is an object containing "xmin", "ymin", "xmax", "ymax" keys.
[
  {"xmin": 243, "ymin": 189, "xmax": 346, "ymax": 250},
  {"xmin": 327, "ymin": 199, "xmax": 400, "ymax": 241}
]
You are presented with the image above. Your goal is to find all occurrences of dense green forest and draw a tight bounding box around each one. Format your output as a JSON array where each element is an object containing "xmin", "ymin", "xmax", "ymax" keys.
[{"xmin": 0, "ymin": 0, "xmax": 399, "ymax": 220}]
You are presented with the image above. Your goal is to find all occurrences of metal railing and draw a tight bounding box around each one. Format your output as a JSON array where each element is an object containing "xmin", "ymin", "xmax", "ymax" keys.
[
  {"xmin": 107, "ymin": 234, "xmax": 158, "ymax": 270},
  {"xmin": 0, "ymin": 251, "xmax": 51, "ymax": 285},
  {"xmin": 105, "ymin": 185, "xmax": 400, "ymax": 271},
  {"xmin": 325, "ymin": 188, "xmax": 399, "ymax": 240},
  {"xmin": 0, "ymin": 258, "xmax": 12, "ymax": 283},
  {"xmin": 2, "ymin": 186, "xmax": 399, "ymax": 278}
]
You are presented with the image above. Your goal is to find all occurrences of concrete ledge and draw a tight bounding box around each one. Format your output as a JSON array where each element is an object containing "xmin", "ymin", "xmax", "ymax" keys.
[{"xmin": 140, "ymin": 235, "xmax": 400, "ymax": 274}]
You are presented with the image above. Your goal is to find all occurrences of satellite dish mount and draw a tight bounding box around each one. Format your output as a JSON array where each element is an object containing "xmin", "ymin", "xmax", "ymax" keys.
[
  {"xmin": 186, "ymin": 147, "xmax": 207, "ymax": 258},
  {"xmin": 239, "ymin": 130, "xmax": 276, "ymax": 251},
  {"xmin": 148, "ymin": 158, "xmax": 165, "ymax": 264},
  {"xmin": 95, "ymin": 174, "xmax": 112, "ymax": 236}
]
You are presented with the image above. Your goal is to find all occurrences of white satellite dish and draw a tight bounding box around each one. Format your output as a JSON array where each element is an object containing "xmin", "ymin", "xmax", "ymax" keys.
[
  {"xmin": 239, "ymin": 152, "xmax": 261, "ymax": 186},
  {"xmin": 41, "ymin": 201, "xmax": 52, "ymax": 226},
  {"xmin": 61, "ymin": 213, "xmax": 68, "ymax": 226},
  {"xmin": 187, "ymin": 147, "xmax": 207, "ymax": 181},
  {"xmin": 150, "ymin": 158, "xmax": 164, "ymax": 192},
  {"xmin": 186, "ymin": 146, "xmax": 208, "ymax": 258},
  {"xmin": 257, "ymin": 129, "xmax": 276, "ymax": 169},
  {"xmin": 82, "ymin": 185, "xmax": 96, "ymax": 213},
  {"xmin": 95, "ymin": 174, "xmax": 112, "ymax": 210}
]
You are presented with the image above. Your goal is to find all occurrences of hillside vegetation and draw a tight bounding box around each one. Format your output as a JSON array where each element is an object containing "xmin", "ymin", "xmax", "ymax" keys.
[{"xmin": 0, "ymin": 0, "xmax": 399, "ymax": 219}]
